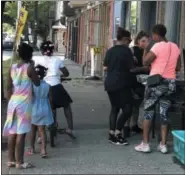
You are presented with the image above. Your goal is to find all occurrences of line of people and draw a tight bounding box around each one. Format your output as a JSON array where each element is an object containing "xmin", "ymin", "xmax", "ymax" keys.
[
  {"xmin": 104, "ymin": 24, "xmax": 181, "ymax": 153},
  {"xmin": 3, "ymin": 41, "xmax": 75, "ymax": 169}
]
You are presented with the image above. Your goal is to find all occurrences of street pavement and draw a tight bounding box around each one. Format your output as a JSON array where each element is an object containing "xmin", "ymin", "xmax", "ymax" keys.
[
  {"xmin": 1, "ymin": 59, "xmax": 184, "ymax": 174},
  {"xmin": 2, "ymin": 51, "xmax": 49, "ymax": 61}
]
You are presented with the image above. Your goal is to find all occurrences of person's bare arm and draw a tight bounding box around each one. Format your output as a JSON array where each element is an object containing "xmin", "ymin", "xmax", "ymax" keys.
[
  {"xmin": 143, "ymin": 51, "xmax": 156, "ymax": 66},
  {"xmin": 60, "ymin": 67, "xmax": 69, "ymax": 77},
  {"xmin": 27, "ymin": 64, "xmax": 40, "ymax": 86},
  {"xmin": 130, "ymin": 66, "xmax": 150, "ymax": 73},
  {"xmin": 7, "ymin": 68, "xmax": 13, "ymax": 101},
  {"xmin": 176, "ymin": 56, "xmax": 181, "ymax": 72}
]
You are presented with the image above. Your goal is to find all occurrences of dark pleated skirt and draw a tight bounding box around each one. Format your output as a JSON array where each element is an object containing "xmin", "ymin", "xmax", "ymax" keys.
[{"xmin": 51, "ymin": 84, "xmax": 73, "ymax": 109}]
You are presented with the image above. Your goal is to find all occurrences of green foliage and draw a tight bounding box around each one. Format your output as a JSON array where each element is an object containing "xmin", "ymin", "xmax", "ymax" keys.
[
  {"xmin": 130, "ymin": 1, "xmax": 137, "ymax": 26},
  {"xmin": 3, "ymin": 2, "xmax": 17, "ymax": 26},
  {"xmin": 3, "ymin": 23, "xmax": 14, "ymax": 34},
  {"xmin": 130, "ymin": 1, "xmax": 137, "ymax": 34},
  {"xmin": 3, "ymin": 1, "xmax": 55, "ymax": 39}
]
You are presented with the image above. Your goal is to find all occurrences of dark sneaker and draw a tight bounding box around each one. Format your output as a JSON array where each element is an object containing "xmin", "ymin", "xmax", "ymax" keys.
[
  {"xmin": 115, "ymin": 134, "xmax": 129, "ymax": 145},
  {"xmin": 131, "ymin": 125, "xmax": 142, "ymax": 134},
  {"xmin": 109, "ymin": 133, "xmax": 117, "ymax": 144}
]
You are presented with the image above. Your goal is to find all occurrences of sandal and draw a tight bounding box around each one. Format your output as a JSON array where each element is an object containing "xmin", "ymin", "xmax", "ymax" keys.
[
  {"xmin": 25, "ymin": 148, "xmax": 35, "ymax": 156},
  {"xmin": 16, "ymin": 162, "xmax": 35, "ymax": 169},
  {"xmin": 66, "ymin": 131, "xmax": 76, "ymax": 140},
  {"xmin": 7, "ymin": 161, "xmax": 16, "ymax": 167},
  {"xmin": 40, "ymin": 153, "xmax": 48, "ymax": 158},
  {"xmin": 57, "ymin": 128, "xmax": 66, "ymax": 134},
  {"xmin": 58, "ymin": 128, "xmax": 76, "ymax": 139}
]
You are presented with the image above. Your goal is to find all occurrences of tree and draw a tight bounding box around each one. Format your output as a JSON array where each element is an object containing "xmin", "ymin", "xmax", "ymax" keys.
[
  {"xmin": 3, "ymin": 1, "xmax": 56, "ymax": 41},
  {"xmin": 3, "ymin": 23, "xmax": 14, "ymax": 34},
  {"xmin": 130, "ymin": 1, "xmax": 137, "ymax": 34},
  {"xmin": 3, "ymin": 2, "xmax": 17, "ymax": 27}
]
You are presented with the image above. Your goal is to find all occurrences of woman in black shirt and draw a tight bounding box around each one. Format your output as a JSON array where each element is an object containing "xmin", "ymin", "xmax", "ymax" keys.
[
  {"xmin": 103, "ymin": 27, "xmax": 134, "ymax": 145},
  {"xmin": 124, "ymin": 31, "xmax": 150, "ymax": 136}
]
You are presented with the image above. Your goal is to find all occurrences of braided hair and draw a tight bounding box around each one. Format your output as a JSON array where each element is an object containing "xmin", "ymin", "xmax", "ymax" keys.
[
  {"xmin": 35, "ymin": 65, "xmax": 48, "ymax": 80},
  {"xmin": 40, "ymin": 40, "xmax": 54, "ymax": 56}
]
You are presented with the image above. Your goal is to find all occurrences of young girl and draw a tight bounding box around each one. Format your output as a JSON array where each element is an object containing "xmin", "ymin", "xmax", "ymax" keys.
[
  {"xmin": 33, "ymin": 40, "xmax": 76, "ymax": 140},
  {"xmin": 26, "ymin": 65, "xmax": 54, "ymax": 157},
  {"xmin": 3, "ymin": 43, "xmax": 40, "ymax": 169}
]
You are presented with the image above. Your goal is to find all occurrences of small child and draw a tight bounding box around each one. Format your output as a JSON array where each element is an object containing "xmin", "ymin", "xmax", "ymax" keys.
[{"xmin": 26, "ymin": 65, "xmax": 53, "ymax": 158}]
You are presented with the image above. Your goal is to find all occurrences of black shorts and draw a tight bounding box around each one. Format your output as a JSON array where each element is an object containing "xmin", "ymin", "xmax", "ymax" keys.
[{"xmin": 51, "ymin": 84, "xmax": 73, "ymax": 109}]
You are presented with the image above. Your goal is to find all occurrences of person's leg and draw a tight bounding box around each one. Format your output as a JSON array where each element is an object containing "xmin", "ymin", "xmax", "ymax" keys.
[
  {"xmin": 115, "ymin": 103, "xmax": 132, "ymax": 135},
  {"xmin": 30, "ymin": 125, "xmax": 37, "ymax": 153},
  {"xmin": 109, "ymin": 106, "xmax": 120, "ymax": 134},
  {"xmin": 7, "ymin": 134, "xmax": 17, "ymax": 167},
  {"xmin": 38, "ymin": 126, "xmax": 47, "ymax": 157},
  {"xmin": 135, "ymin": 85, "xmax": 157, "ymax": 152},
  {"xmin": 63, "ymin": 105, "xmax": 76, "ymax": 139},
  {"xmin": 15, "ymin": 134, "xmax": 26, "ymax": 165},
  {"xmin": 64, "ymin": 105, "xmax": 73, "ymax": 131},
  {"xmin": 131, "ymin": 104, "xmax": 143, "ymax": 133},
  {"xmin": 157, "ymin": 97, "xmax": 171, "ymax": 153}
]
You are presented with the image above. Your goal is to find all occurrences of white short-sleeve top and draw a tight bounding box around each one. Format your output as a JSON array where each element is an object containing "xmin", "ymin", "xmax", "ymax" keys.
[{"xmin": 33, "ymin": 56, "xmax": 64, "ymax": 86}]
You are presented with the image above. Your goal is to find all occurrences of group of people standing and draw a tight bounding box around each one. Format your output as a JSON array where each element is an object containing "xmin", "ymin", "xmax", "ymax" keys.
[
  {"xmin": 3, "ymin": 24, "xmax": 181, "ymax": 170},
  {"xmin": 3, "ymin": 41, "xmax": 75, "ymax": 169},
  {"xmin": 104, "ymin": 24, "xmax": 181, "ymax": 153}
]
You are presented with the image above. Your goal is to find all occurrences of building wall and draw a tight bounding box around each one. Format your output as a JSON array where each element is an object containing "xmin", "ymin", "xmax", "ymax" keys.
[
  {"xmin": 112, "ymin": 1, "xmax": 122, "ymax": 39},
  {"xmin": 156, "ymin": 1, "xmax": 185, "ymax": 78}
]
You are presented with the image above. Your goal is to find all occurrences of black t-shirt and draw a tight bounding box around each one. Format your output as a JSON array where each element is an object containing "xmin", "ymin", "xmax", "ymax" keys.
[{"xmin": 103, "ymin": 45, "xmax": 134, "ymax": 91}]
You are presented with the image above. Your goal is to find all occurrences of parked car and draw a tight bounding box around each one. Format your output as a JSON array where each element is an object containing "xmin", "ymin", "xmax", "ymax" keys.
[{"xmin": 3, "ymin": 40, "xmax": 14, "ymax": 50}]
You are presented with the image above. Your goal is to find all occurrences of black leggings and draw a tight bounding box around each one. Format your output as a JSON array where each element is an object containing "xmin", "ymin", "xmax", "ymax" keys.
[
  {"xmin": 109, "ymin": 104, "xmax": 132, "ymax": 131},
  {"xmin": 108, "ymin": 89, "xmax": 133, "ymax": 132}
]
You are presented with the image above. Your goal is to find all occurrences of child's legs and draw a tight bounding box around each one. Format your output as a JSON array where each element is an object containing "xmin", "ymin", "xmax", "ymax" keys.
[
  {"xmin": 30, "ymin": 125, "xmax": 37, "ymax": 151},
  {"xmin": 15, "ymin": 134, "xmax": 26, "ymax": 164},
  {"xmin": 63, "ymin": 105, "xmax": 73, "ymax": 131},
  {"xmin": 8, "ymin": 134, "xmax": 17, "ymax": 162},
  {"xmin": 38, "ymin": 126, "xmax": 47, "ymax": 154}
]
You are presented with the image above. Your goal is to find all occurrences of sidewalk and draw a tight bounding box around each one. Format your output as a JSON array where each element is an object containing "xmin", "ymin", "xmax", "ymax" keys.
[
  {"xmin": 64, "ymin": 59, "xmax": 83, "ymax": 79},
  {"xmin": 1, "ymin": 55, "xmax": 184, "ymax": 174}
]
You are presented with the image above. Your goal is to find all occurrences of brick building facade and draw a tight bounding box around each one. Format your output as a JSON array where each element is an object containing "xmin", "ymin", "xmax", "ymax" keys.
[{"xmin": 64, "ymin": 1, "xmax": 184, "ymax": 78}]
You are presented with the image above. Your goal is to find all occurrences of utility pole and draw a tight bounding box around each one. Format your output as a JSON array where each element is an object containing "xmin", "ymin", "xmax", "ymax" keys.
[
  {"xmin": 33, "ymin": 1, "xmax": 38, "ymax": 50},
  {"xmin": 16, "ymin": 1, "xmax": 22, "ymax": 45}
]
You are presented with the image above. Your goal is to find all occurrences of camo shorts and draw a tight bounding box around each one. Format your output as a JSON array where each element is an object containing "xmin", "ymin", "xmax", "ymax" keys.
[{"xmin": 143, "ymin": 79, "xmax": 176, "ymax": 125}]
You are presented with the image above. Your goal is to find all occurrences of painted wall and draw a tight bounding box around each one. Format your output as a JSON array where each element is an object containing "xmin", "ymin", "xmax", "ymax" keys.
[{"xmin": 112, "ymin": 1, "xmax": 123, "ymax": 39}]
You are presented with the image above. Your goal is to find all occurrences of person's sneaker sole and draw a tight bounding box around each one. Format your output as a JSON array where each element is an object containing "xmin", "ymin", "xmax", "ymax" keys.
[
  {"xmin": 109, "ymin": 140, "xmax": 129, "ymax": 146},
  {"xmin": 135, "ymin": 148, "xmax": 151, "ymax": 153},
  {"xmin": 157, "ymin": 146, "xmax": 168, "ymax": 154}
]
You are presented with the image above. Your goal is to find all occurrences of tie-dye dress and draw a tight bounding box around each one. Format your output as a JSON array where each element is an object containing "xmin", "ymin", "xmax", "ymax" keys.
[{"xmin": 3, "ymin": 63, "xmax": 32, "ymax": 136}]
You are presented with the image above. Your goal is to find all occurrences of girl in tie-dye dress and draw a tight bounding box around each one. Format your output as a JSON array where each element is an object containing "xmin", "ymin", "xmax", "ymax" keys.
[{"xmin": 3, "ymin": 43, "xmax": 40, "ymax": 169}]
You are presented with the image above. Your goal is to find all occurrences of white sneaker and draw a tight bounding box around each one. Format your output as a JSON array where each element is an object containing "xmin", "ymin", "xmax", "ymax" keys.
[
  {"xmin": 135, "ymin": 141, "xmax": 151, "ymax": 153},
  {"xmin": 157, "ymin": 143, "xmax": 168, "ymax": 154}
]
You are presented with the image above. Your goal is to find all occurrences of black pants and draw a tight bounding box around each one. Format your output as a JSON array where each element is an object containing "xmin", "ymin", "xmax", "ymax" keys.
[{"xmin": 108, "ymin": 88, "xmax": 133, "ymax": 131}]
